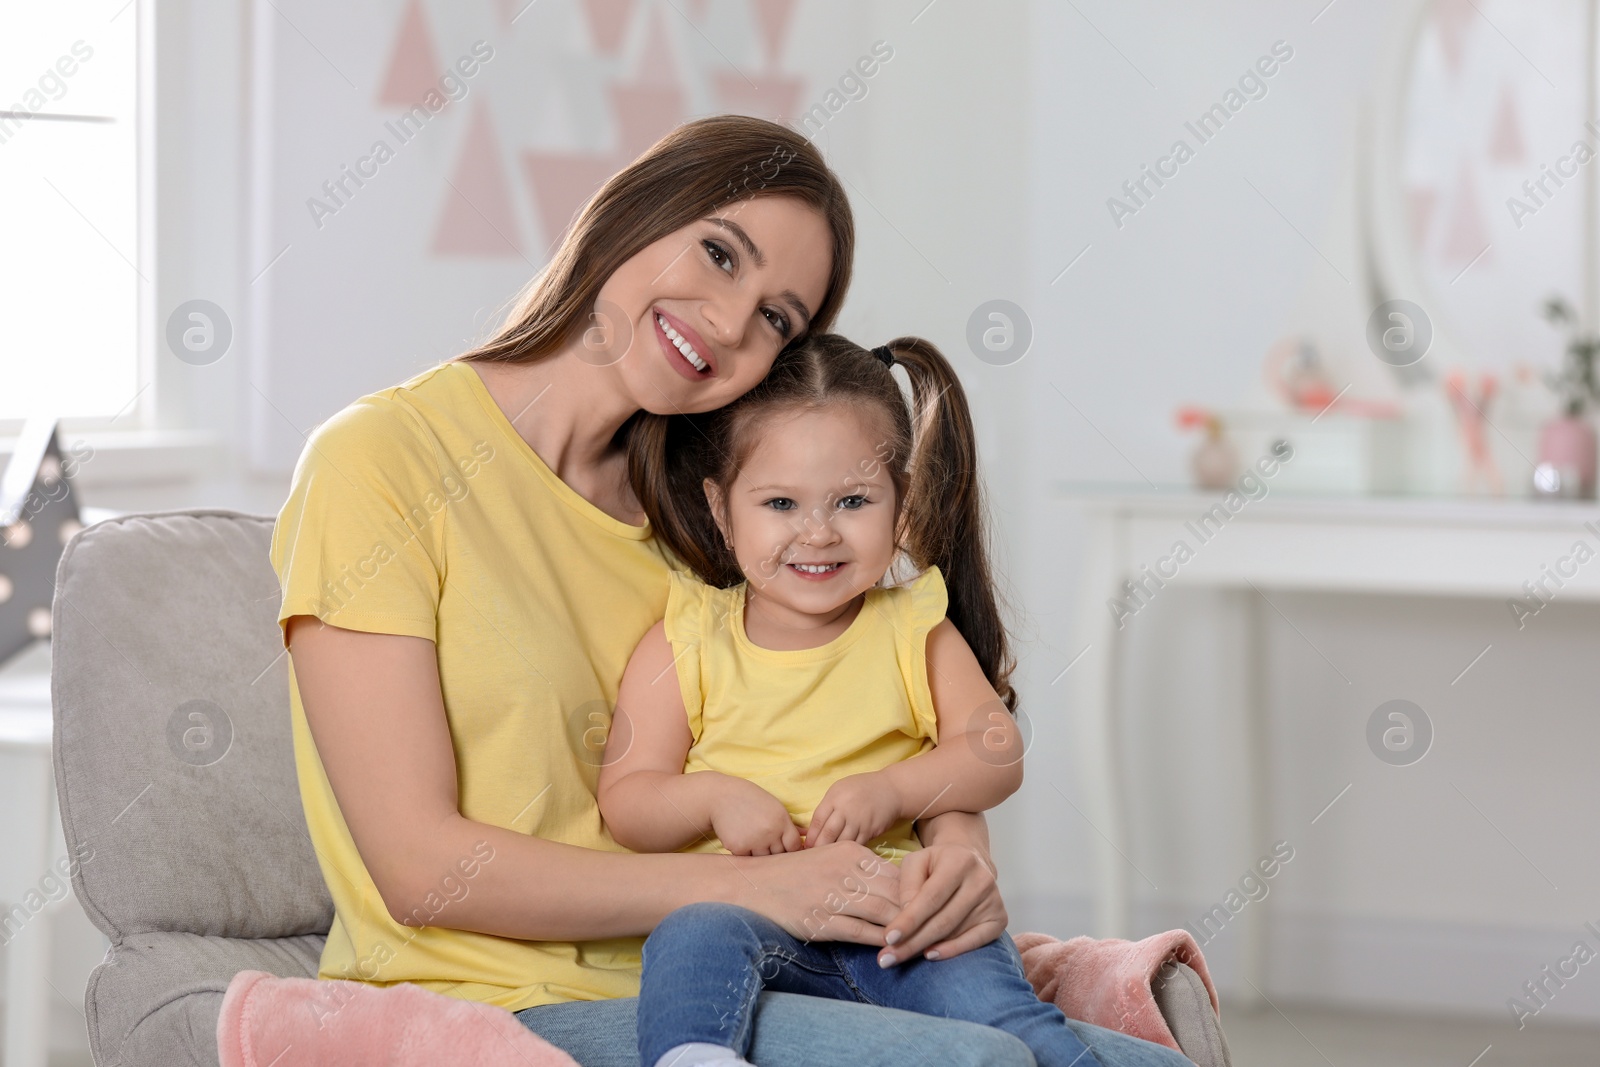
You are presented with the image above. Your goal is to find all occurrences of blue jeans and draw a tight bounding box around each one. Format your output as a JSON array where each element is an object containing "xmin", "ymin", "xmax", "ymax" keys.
[
  {"xmin": 518, "ymin": 989, "xmax": 1035, "ymax": 1067},
  {"xmin": 516, "ymin": 985, "xmax": 1196, "ymax": 1067},
  {"xmin": 619, "ymin": 902, "xmax": 1190, "ymax": 1067}
]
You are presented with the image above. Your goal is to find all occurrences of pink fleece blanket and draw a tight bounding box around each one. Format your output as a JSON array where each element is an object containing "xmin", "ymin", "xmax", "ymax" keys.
[
  {"xmin": 218, "ymin": 930, "xmax": 1216, "ymax": 1065},
  {"xmin": 216, "ymin": 970, "xmax": 578, "ymax": 1067},
  {"xmin": 1015, "ymin": 929, "xmax": 1220, "ymax": 1052}
]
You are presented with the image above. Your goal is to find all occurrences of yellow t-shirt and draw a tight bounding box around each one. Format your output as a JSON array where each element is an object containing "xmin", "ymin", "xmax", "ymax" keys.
[
  {"xmin": 269, "ymin": 360, "xmax": 676, "ymax": 1010},
  {"xmin": 664, "ymin": 566, "xmax": 947, "ymax": 861}
]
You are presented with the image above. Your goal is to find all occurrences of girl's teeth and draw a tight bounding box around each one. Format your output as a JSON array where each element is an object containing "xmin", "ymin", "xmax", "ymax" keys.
[
  {"xmin": 657, "ymin": 313, "xmax": 708, "ymax": 371},
  {"xmin": 792, "ymin": 563, "xmax": 838, "ymax": 573}
]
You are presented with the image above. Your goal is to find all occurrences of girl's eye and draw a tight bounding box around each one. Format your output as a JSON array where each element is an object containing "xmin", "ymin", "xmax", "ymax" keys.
[
  {"xmin": 838, "ymin": 495, "xmax": 867, "ymax": 510},
  {"xmin": 764, "ymin": 498, "xmax": 796, "ymax": 511},
  {"xmin": 703, "ymin": 239, "xmax": 735, "ymax": 274},
  {"xmin": 761, "ymin": 306, "xmax": 792, "ymax": 338}
]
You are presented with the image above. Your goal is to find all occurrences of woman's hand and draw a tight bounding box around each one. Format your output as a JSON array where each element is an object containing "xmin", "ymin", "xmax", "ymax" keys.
[
  {"xmin": 730, "ymin": 840, "xmax": 905, "ymax": 944},
  {"xmin": 878, "ymin": 811, "xmax": 1008, "ymax": 967},
  {"xmin": 711, "ymin": 778, "xmax": 805, "ymax": 856},
  {"xmin": 805, "ymin": 771, "xmax": 903, "ymax": 848}
]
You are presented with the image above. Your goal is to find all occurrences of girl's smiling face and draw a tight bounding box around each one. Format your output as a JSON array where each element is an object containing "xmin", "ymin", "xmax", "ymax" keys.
[
  {"xmin": 593, "ymin": 195, "xmax": 833, "ymax": 415},
  {"xmin": 705, "ymin": 403, "xmax": 900, "ymax": 618}
]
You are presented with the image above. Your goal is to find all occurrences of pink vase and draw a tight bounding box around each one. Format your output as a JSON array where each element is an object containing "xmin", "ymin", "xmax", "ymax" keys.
[
  {"xmin": 1191, "ymin": 434, "xmax": 1239, "ymax": 491},
  {"xmin": 1533, "ymin": 415, "xmax": 1597, "ymax": 499}
]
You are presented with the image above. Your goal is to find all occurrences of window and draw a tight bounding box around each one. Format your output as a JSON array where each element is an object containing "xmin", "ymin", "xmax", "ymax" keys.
[{"xmin": 0, "ymin": 2, "xmax": 141, "ymax": 423}]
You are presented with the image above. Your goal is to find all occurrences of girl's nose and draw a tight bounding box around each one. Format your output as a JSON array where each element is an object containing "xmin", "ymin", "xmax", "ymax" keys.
[{"xmin": 797, "ymin": 508, "xmax": 841, "ymax": 546}]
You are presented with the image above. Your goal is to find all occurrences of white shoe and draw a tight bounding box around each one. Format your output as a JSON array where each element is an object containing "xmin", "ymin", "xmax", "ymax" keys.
[{"xmin": 653, "ymin": 1042, "xmax": 755, "ymax": 1067}]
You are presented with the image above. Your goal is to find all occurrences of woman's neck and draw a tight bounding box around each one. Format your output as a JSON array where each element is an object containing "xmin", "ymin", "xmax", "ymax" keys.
[{"xmin": 468, "ymin": 348, "xmax": 643, "ymax": 523}]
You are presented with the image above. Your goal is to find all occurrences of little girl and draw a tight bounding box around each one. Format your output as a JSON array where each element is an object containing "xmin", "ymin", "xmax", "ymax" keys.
[{"xmin": 598, "ymin": 334, "xmax": 1101, "ymax": 1067}]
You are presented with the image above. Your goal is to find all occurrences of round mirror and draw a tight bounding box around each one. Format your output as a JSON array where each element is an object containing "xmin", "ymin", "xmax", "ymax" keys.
[{"xmin": 1369, "ymin": 0, "xmax": 1596, "ymax": 381}]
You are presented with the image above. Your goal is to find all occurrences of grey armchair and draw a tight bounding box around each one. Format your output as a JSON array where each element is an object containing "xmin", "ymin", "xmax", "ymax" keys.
[{"xmin": 51, "ymin": 509, "xmax": 1230, "ymax": 1067}]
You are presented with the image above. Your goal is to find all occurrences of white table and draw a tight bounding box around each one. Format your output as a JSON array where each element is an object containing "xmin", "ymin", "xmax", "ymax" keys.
[
  {"xmin": 1060, "ymin": 487, "xmax": 1600, "ymax": 986},
  {"xmin": 0, "ymin": 644, "xmax": 61, "ymax": 1067}
]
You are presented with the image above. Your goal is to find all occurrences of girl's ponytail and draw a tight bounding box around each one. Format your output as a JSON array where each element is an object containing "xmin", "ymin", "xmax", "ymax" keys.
[{"xmin": 881, "ymin": 336, "xmax": 1018, "ymax": 713}]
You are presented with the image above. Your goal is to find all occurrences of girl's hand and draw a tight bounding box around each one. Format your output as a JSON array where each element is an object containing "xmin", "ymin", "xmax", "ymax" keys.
[
  {"xmin": 806, "ymin": 771, "xmax": 903, "ymax": 848},
  {"xmin": 711, "ymin": 779, "xmax": 805, "ymax": 856},
  {"xmin": 878, "ymin": 813, "xmax": 1007, "ymax": 966}
]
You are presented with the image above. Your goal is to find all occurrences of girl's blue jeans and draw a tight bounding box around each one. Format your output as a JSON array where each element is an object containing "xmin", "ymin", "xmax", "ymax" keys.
[{"xmin": 629, "ymin": 902, "xmax": 1161, "ymax": 1067}]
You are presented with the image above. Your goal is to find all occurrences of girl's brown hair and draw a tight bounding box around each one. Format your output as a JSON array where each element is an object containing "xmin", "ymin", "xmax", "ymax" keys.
[
  {"xmin": 457, "ymin": 115, "xmax": 854, "ymax": 365},
  {"xmin": 632, "ymin": 334, "xmax": 1018, "ymax": 712}
]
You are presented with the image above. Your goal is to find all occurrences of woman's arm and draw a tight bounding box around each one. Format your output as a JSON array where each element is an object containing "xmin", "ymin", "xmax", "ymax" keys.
[
  {"xmin": 596, "ymin": 622, "xmax": 803, "ymax": 856},
  {"xmin": 285, "ymin": 616, "xmax": 896, "ymax": 942},
  {"xmin": 807, "ymin": 619, "xmax": 1023, "ymax": 846}
]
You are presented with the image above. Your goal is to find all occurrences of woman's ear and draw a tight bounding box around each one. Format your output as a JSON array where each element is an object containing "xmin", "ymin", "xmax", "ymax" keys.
[{"xmin": 703, "ymin": 478, "xmax": 731, "ymax": 547}]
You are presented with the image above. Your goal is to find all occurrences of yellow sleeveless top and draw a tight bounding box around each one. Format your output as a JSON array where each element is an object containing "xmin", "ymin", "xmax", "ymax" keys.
[{"xmin": 663, "ymin": 566, "xmax": 948, "ymax": 860}]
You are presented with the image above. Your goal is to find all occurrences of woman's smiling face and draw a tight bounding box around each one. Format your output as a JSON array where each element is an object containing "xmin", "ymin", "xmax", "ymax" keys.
[{"xmin": 592, "ymin": 195, "xmax": 833, "ymax": 415}]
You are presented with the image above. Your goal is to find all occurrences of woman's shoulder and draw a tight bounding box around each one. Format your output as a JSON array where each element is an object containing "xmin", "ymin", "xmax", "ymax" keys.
[{"xmin": 296, "ymin": 365, "xmax": 463, "ymax": 475}]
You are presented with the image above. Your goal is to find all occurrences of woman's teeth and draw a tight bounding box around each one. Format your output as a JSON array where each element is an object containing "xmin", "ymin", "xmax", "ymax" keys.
[
  {"xmin": 657, "ymin": 313, "xmax": 708, "ymax": 372},
  {"xmin": 790, "ymin": 563, "xmax": 840, "ymax": 574}
]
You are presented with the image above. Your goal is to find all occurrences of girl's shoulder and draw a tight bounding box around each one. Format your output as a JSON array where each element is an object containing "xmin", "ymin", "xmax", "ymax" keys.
[
  {"xmin": 876, "ymin": 563, "xmax": 948, "ymax": 634},
  {"xmin": 664, "ymin": 570, "xmax": 742, "ymax": 647}
]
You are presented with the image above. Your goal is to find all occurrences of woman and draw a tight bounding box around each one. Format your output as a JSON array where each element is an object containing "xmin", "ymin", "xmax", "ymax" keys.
[{"xmin": 273, "ymin": 115, "xmax": 1190, "ymax": 1067}]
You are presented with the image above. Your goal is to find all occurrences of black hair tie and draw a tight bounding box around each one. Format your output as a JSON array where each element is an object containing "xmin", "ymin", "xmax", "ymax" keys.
[{"xmin": 870, "ymin": 345, "xmax": 895, "ymax": 368}]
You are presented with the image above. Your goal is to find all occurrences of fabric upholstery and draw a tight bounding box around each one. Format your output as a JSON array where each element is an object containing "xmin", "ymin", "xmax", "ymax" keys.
[
  {"xmin": 87, "ymin": 931, "xmax": 323, "ymax": 1067},
  {"xmin": 1154, "ymin": 962, "xmax": 1233, "ymax": 1067},
  {"xmin": 52, "ymin": 510, "xmax": 333, "ymax": 1065}
]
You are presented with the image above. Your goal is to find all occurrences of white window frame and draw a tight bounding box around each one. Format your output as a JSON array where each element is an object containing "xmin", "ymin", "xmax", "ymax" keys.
[{"xmin": 0, "ymin": 0, "xmax": 215, "ymax": 486}]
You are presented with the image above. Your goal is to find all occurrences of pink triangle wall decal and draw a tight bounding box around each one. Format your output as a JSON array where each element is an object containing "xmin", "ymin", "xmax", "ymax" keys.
[
  {"xmin": 1487, "ymin": 83, "xmax": 1527, "ymax": 164},
  {"xmin": 1433, "ymin": 0, "xmax": 1474, "ymax": 80},
  {"xmin": 583, "ymin": 0, "xmax": 635, "ymax": 55},
  {"xmin": 378, "ymin": 0, "xmax": 445, "ymax": 108},
  {"xmin": 713, "ymin": 71, "xmax": 804, "ymax": 123},
  {"xmin": 431, "ymin": 101, "xmax": 523, "ymax": 257},
  {"xmin": 609, "ymin": 83, "xmax": 686, "ymax": 157},
  {"xmin": 751, "ymin": 0, "xmax": 798, "ymax": 66},
  {"xmin": 1441, "ymin": 157, "xmax": 1492, "ymax": 265},
  {"xmin": 634, "ymin": 7, "xmax": 680, "ymax": 86},
  {"xmin": 522, "ymin": 152, "xmax": 622, "ymax": 249}
]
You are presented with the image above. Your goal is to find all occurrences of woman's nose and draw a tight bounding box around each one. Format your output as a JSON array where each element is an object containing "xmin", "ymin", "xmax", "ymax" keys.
[{"xmin": 701, "ymin": 294, "xmax": 755, "ymax": 348}]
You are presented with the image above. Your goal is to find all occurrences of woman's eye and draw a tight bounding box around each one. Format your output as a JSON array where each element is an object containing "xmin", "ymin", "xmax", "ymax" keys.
[
  {"xmin": 765, "ymin": 498, "xmax": 796, "ymax": 511},
  {"xmin": 703, "ymin": 239, "xmax": 734, "ymax": 274},
  {"xmin": 762, "ymin": 307, "xmax": 792, "ymax": 337}
]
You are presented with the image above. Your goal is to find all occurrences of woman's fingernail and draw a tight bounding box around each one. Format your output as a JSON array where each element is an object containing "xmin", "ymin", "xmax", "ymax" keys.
[
  {"xmin": 878, "ymin": 953, "xmax": 897, "ymax": 968},
  {"xmin": 925, "ymin": 950, "xmax": 941, "ymax": 960},
  {"xmin": 885, "ymin": 930, "xmax": 902, "ymax": 946}
]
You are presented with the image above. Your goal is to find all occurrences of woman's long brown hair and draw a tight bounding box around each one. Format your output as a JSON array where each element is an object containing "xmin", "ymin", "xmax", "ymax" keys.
[
  {"xmin": 632, "ymin": 334, "xmax": 1019, "ymax": 713},
  {"xmin": 457, "ymin": 115, "xmax": 854, "ymax": 366}
]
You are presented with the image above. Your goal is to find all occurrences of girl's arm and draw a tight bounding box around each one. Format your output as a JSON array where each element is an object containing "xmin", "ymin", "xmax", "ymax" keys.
[
  {"xmin": 597, "ymin": 622, "xmax": 804, "ymax": 856},
  {"xmin": 807, "ymin": 619, "xmax": 1023, "ymax": 846}
]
